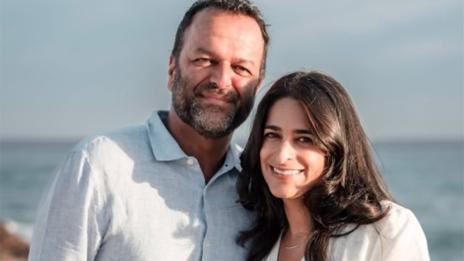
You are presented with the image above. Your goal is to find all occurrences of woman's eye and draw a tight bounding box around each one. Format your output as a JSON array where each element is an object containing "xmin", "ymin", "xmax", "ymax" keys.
[
  {"xmin": 263, "ymin": 132, "xmax": 278, "ymax": 139},
  {"xmin": 297, "ymin": 136, "xmax": 312, "ymax": 143}
]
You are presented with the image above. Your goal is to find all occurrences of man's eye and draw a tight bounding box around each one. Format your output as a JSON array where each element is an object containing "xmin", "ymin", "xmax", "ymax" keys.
[
  {"xmin": 193, "ymin": 58, "xmax": 211, "ymax": 66},
  {"xmin": 233, "ymin": 65, "xmax": 251, "ymax": 76}
]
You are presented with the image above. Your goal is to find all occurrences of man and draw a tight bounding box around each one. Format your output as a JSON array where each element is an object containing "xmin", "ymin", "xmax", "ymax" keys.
[{"xmin": 28, "ymin": 0, "xmax": 269, "ymax": 260}]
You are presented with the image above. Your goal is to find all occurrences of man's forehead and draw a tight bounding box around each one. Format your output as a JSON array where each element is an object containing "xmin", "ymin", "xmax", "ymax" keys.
[
  {"xmin": 188, "ymin": 8, "xmax": 262, "ymax": 39},
  {"xmin": 183, "ymin": 9, "xmax": 264, "ymax": 51}
]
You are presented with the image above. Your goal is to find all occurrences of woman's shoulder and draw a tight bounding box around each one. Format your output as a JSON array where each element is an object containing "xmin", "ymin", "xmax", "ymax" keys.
[
  {"xmin": 335, "ymin": 200, "xmax": 421, "ymax": 238},
  {"xmin": 373, "ymin": 200, "xmax": 425, "ymax": 240},
  {"xmin": 343, "ymin": 200, "xmax": 425, "ymax": 241},
  {"xmin": 329, "ymin": 200, "xmax": 430, "ymax": 260}
]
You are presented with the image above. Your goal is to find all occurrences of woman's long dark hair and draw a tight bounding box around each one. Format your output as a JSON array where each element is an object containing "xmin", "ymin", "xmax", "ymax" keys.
[{"xmin": 237, "ymin": 71, "xmax": 393, "ymax": 261}]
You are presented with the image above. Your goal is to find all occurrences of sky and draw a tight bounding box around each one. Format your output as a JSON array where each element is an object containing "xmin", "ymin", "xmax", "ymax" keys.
[{"xmin": 1, "ymin": 0, "xmax": 463, "ymax": 142}]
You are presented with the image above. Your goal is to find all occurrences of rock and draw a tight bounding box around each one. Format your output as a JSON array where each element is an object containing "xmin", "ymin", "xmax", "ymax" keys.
[{"xmin": 0, "ymin": 222, "xmax": 29, "ymax": 261}]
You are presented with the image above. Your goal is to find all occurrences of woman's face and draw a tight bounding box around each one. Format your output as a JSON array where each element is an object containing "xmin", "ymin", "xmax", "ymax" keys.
[{"xmin": 260, "ymin": 97, "xmax": 326, "ymax": 200}]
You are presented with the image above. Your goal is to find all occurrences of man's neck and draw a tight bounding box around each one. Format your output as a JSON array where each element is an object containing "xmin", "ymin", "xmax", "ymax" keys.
[{"xmin": 166, "ymin": 109, "xmax": 232, "ymax": 183}]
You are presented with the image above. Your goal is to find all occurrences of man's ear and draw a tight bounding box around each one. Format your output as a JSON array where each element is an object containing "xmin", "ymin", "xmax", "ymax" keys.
[
  {"xmin": 255, "ymin": 78, "xmax": 264, "ymax": 94},
  {"xmin": 167, "ymin": 55, "xmax": 176, "ymax": 91}
]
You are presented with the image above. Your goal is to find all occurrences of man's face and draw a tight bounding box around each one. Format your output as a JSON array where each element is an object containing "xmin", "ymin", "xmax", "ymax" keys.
[{"xmin": 168, "ymin": 8, "xmax": 265, "ymax": 139}]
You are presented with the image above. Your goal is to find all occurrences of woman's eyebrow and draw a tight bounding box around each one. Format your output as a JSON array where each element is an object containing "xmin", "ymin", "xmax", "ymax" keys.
[
  {"xmin": 294, "ymin": 129, "xmax": 312, "ymax": 134},
  {"xmin": 264, "ymin": 125, "xmax": 312, "ymax": 134},
  {"xmin": 264, "ymin": 125, "xmax": 281, "ymax": 131}
]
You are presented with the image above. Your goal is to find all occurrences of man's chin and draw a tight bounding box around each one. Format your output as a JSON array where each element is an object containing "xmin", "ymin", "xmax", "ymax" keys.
[
  {"xmin": 197, "ymin": 125, "xmax": 235, "ymax": 139},
  {"xmin": 191, "ymin": 114, "xmax": 234, "ymax": 139}
]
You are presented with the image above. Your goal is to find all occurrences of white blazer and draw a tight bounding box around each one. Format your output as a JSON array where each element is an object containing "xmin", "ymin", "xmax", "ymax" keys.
[{"xmin": 264, "ymin": 201, "xmax": 430, "ymax": 261}]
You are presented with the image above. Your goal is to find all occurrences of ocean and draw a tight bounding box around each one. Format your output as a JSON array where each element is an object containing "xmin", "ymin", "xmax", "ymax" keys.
[{"xmin": 0, "ymin": 140, "xmax": 463, "ymax": 260}]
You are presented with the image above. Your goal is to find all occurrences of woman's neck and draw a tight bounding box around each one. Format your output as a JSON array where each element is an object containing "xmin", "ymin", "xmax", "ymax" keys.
[
  {"xmin": 277, "ymin": 199, "xmax": 313, "ymax": 261},
  {"xmin": 283, "ymin": 198, "xmax": 313, "ymax": 236}
]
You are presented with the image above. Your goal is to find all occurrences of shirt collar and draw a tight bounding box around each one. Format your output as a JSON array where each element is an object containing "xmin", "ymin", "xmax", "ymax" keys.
[
  {"xmin": 146, "ymin": 110, "xmax": 243, "ymax": 172},
  {"xmin": 146, "ymin": 110, "xmax": 187, "ymax": 161},
  {"xmin": 227, "ymin": 143, "xmax": 243, "ymax": 172}
]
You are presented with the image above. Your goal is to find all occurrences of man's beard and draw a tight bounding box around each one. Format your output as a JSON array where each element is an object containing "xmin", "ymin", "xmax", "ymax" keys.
[{"xmin": 171, "ymin": 67, "xmax": 258, "ymax": 139}]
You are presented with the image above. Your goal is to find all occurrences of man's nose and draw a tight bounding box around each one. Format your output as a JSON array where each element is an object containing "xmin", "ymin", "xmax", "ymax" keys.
[{"xmin": 210, "ymin": 63, "xmax": 232, "ymax": 90}]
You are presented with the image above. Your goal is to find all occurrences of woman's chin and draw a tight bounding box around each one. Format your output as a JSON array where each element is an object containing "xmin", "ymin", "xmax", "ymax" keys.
[{"xmin": 269, "ymin": 189, "xmax": 297, "ymax": 200}]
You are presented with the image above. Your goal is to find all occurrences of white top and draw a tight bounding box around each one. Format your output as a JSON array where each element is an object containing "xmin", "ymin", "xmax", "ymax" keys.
[
  {"xmin": 264, "ymin": 201, "xmax": 430, "ymax": 261},
  {"xmin": 28, "ymin": 111, "xmax": 253, "ymax": 261}
]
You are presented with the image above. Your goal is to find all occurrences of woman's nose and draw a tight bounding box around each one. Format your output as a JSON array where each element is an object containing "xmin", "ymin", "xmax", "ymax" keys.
[{"xmin": 274, "ymin": 141, "xmax": 296, "ymax": 163}]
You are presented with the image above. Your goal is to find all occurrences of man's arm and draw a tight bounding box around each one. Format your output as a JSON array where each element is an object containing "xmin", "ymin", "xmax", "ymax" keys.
[{"xmin": 28, "ymin": 148, "xmax": 108, "ymax": 261}]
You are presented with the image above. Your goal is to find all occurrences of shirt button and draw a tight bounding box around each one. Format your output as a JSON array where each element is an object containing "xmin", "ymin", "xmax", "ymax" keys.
[{"xmin": 186, "ymin": 158, "xmax": 194, "ymax": 165}]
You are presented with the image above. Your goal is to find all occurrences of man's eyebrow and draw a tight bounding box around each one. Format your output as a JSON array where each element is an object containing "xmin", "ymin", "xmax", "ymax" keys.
[
  {"xmin": 194, "ymin": 47, "xmax": 213, "ymax": 56},
  {"xmin": 234, "ymin": 58, "xmax": 256, "ymax": 66},
  {"xmin": 194, "ymin": 47, "xmax": 256, "ymax": 66}
]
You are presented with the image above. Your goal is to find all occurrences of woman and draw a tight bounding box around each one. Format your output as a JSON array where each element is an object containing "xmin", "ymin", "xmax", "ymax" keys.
[{"xmin": 237, "ymin": 71, "xmax": 430, "ymax": 261}]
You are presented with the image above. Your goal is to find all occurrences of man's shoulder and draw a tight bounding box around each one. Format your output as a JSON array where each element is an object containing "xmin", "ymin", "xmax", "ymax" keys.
[{"xmin": 71, "ymin": 124, "xmax": 152, "ymax": 165}]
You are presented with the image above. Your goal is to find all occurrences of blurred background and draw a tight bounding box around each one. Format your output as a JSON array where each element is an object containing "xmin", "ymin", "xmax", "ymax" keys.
[{"xmin": 0, "ymin": 0, "xmax": 463, "ymax": 260}]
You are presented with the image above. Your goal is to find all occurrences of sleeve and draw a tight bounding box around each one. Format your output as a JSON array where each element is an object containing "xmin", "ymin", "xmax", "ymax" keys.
[
  {"xmin": 380, "ymin": 206, "xmax": 430, "ymax": 261},
  {"xmin": 28, "ymin": 148, "xmax": 109, "ymax": 261}
]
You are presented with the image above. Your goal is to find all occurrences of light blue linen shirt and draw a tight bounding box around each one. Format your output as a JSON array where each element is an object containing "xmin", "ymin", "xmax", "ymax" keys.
[{"xmin": 28, "ymin": 111, "xmax": 253, "ymax": 261}]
